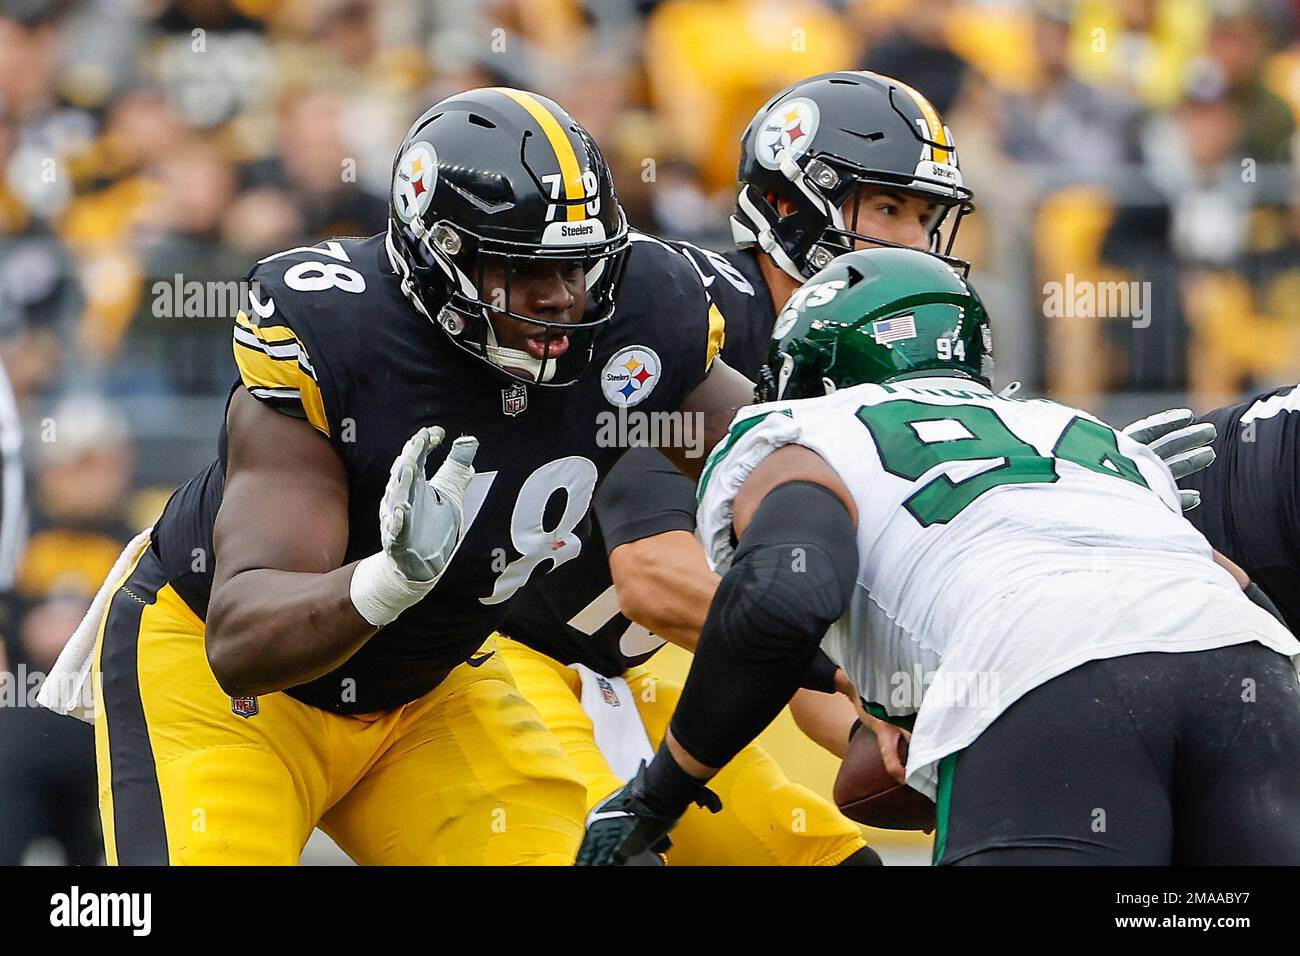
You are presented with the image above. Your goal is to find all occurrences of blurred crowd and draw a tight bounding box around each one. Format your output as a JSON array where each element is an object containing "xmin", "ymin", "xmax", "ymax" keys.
[{"xmin": 1, "ymin": 0, "xmax": 1299, "ymax": 863}]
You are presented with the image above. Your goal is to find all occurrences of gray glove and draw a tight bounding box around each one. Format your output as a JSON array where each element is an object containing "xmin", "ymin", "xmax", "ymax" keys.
[
  {"xmin": 1122, "ymin": 408, "xmax": 1216, "ymax": 511},
  {"xmin": 382, "ymin": 426, "xmax": 478, "ymax": 582},
  {"xmin": 350, "ymin": 426, "xmax": 478, "ymax": 627}
]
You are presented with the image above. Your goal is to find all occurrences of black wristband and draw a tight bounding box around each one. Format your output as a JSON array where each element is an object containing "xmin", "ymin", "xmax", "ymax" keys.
[
  {"xmin": 800, "ymin": 648, "xmax": 840, "ymax": 694},
  {"xmin": 1245, "ymin": 581, "xmax": 1287, "ymax": 626},
  {"xmin": 847, "ymin": 717, "xmax": 864, "ymax": 745},
  {"xmin": 640, "ymin": 741, "xmax": 717, "ymax": 817}
]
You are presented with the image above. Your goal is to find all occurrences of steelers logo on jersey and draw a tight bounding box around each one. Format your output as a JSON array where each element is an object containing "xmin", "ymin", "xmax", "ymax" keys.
[
  {"xmin": 756, "ymin": 97, "xmax": 820, "ymax": 170},
  {"xmin": 601, "ymin": 346, "xmax": 661, "ymax": 407},
  {"xmin": 393, "ymin": 142, "xmax": 438, "ymax": 223}
]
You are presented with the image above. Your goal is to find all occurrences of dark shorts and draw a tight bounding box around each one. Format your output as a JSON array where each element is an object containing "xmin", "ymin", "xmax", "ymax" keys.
[{"xmin": 935, "ymin": 641, "xmax": 1300, "ymax": 865}]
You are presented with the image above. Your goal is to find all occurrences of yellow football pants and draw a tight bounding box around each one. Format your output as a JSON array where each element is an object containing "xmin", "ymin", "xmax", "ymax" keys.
[
  {"xmin": 92, "ymin": 547, "xmax": 585, "ymax": 865},
  {"xmin": 496, "ymin": 635, "xmax": 867, "ymax": 866}
]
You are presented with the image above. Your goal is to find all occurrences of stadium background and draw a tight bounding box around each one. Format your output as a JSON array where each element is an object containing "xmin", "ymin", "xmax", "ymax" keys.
[{"xmin": 0, "ymin": 0, "xmax": 1295, "ymax": 865}]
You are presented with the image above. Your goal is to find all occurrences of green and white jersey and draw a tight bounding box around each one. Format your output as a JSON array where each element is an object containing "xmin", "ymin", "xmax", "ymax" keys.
[{"xmin": 697, "ymin": 377, "xmax": 1300, "ymax": 799}]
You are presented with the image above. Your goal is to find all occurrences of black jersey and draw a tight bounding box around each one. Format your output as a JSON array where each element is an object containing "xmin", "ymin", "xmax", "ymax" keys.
[
  {"xmin": 149, "ymin": 230, "xmax": 722, "ymax": 713},
  {"xmin": 1182, "ymin": 385, "xmax": 1300, "ymax": 633},
  {"xmin": 683, "ymin": 245, "xmax": 775, "ymax": 378},
  {"xmin": 499, "ymin": 241, "xmax": 778, "ymax": 676}
]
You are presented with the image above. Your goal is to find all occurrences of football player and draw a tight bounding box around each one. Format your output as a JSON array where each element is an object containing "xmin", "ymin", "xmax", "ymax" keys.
[
  {"xmin": 40, "ymin": 88, "xmax": 755, "ymax": 864},
  {"xmin": 497, "ymin": 72, "xmax": 1211, "ymax": 864},
  {"xmin": 496, "ymin": 71, "xmax": 965, "ymax": 866},
  {"xmin": 1179, "ymin": 386, "xmax": 1298, "ymax": 633},
  {"xmin": 577, "ymin": 248, "xmax": 1300, "ymax": 866}
]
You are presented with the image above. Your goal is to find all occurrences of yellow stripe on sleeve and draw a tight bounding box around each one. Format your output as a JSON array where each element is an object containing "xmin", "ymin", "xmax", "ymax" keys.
[
  {"xmin": 234, "ymin": 308, "xmax": 297, "ymax": 349},
  {"xmin": 232, "ymin": 310, "xmax": 330, "ymax": 437},
  {"xmin": 705, "ymin": 302, "xmax": 727, "ymax": 372}
]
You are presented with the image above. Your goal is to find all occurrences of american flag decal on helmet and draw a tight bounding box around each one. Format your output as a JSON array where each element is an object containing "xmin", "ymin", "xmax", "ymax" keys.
[{"xmin": 872, "ymin": 314, "xmax": 917, "ymax": 347}]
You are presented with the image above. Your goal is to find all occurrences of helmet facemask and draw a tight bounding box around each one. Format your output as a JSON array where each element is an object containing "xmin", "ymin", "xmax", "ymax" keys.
[
  {"xmin": 388, "ymin": 214, "xmax": 630, "ymax": 386},
  {"xmin": 738, "ymin": 154, "xmax": 974, "ymax": 281},
  {"xmin": 817, "ymin": 160, "xmax": 974, "ymax": 275}
]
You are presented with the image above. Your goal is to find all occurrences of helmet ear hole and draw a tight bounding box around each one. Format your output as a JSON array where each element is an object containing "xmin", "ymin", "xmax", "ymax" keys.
[{"xmin": 821, "ymin": 376, "xmax": 837, "ymax": 395}]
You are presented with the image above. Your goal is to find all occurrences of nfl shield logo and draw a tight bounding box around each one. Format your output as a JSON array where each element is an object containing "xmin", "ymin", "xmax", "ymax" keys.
[
  {"xmin": 596, "ymin": 676, "xmax": 621, "ymax": 708},
  {"xmin": 230, "ymin": 696, "xmax": 259, "ymax": 719},
  {"xmin": 501, "ymin": 383, "xmax": 528, "ymax": 416}
]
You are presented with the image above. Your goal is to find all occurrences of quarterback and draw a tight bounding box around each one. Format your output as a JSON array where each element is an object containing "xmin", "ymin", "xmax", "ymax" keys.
[
  {"xmin": 578, "ymin": 248, "xmax": 1300, "ymax": 866},
  {"xmin": 39, "ymin": 87, "xmax": 754, "ymax": 864}
]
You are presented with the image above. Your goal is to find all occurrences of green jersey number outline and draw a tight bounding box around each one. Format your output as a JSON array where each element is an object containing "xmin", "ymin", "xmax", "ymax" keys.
[{"xmin": 854, "ymin": 399, "xmax": 1149, "ymax": 527}]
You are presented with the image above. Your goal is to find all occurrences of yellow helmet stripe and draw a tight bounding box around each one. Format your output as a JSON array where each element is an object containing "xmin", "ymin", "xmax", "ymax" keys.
[
  {"xmin": 492, "ymin": 87, "xmax": 587, "ymax": 222},
  {"xmin": 851, "ymin": 71, "xmax": 950, "ymax": 166}
]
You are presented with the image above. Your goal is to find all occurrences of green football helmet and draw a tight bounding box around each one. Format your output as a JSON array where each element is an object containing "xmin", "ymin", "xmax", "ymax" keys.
[{"xmin": 760, "ymin": 247, "xmax": 993, "ymax": 401}]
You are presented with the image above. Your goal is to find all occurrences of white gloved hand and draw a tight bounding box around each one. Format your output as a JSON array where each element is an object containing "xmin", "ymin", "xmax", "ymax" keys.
[
  {"xmin": 350, "ymin": 426, "xmax": 479, "ymax": 627},
  {"xmin": 1121, "ymin": 408, "xmax": 1216, "ymax": 512}
]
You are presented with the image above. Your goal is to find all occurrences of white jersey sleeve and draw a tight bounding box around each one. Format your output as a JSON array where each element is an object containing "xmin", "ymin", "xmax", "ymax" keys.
[{"xmin": 696, "ymin": 405, "xmax": 803, "ymax": 575}]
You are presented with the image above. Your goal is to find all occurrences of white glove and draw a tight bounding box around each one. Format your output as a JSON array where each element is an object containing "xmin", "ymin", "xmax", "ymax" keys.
[
  {"xmin": 349, "ymin": 426, "xmax": 479, "ymax": 627},
  {"xmin": 1121, "ymin": 408, "xmax": 1216, "ymax": 512}
]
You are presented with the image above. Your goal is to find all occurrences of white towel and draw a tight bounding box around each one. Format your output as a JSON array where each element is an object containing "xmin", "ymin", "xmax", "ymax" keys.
[
  {"xmin": 572, "ymin": 663, "xmax": 655, "ymax": 783},
  {"xmin": 36, "ymin": 528, "xmax": 152, "ymax": 723}
]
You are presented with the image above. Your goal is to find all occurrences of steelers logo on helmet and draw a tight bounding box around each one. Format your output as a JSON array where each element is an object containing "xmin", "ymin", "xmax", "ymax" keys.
[
  {"xmin": 756, "ymin": 97, "xmax": 820, "ymax": 170},
  {"xmin": 392, "ymin": 142, "xmax": 437, "ymax": 224},
  {"xmin": 601, "ymin": 346, "xmax": 661, "ymax": 407}
]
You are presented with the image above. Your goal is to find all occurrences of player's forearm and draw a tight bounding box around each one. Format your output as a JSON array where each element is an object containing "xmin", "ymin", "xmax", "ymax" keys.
[
  {"xmin": 609, "ymin": 532, "xmax": 718, "ymax": 651},
  {"xmin": 206, "ymin": 563, "xmax": 376, "ymax": 697},
  {"xmin": 789, "ymin": 687, "xmax": 859, "ymax": 758},
  {"xmin": 1212, "ymin": 548, "xmax": 1250, "ymax": 588}
]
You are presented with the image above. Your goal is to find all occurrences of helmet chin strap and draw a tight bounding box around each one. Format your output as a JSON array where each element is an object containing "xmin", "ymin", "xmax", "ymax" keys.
[
  {"xmin": 736, "ymin": 188, "xmax": 806, "ymax": 283},
  {"xmin": 481, "ymin": 311, "xmax": 561, "ymax": 384},
  {"xmin": 483, "ymin": 336, "xmax": 557, "ymax": 384},
  {"xmin": 776, "ymin": 352, "xmax": 794, "ymax": 399},
  {"xmin": 386, "ymin": 221, "xmax": 432, "ymax": 321}
]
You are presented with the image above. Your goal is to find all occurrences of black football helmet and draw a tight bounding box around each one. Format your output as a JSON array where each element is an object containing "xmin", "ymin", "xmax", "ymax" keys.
[
  {"xmin": 386, "ymin": 87, "xmax": 630, "ymax": 385},
  {"xmin": 732, "ymin": 71, "xmax": 974, "ymax": 280}
]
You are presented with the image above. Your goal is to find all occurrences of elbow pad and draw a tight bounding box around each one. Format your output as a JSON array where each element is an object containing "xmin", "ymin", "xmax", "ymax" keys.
[
  {"xmin": 710, "ymin": 480, "xmax": 858, "ymax": 668},
  {"xmin": 667, "ymin": 480, "xmax": 858, "ymax": 768},
  {"xmin": 800, "ymin": 648, "xmax": 841, "ymax": 694}
]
